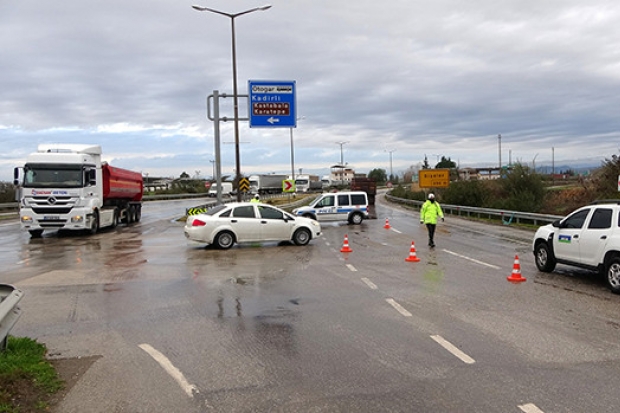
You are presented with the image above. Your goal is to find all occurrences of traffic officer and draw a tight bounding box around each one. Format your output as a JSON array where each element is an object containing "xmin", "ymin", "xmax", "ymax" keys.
[
  {"xmin": 250, "ymin": 194, "xmax": 260, "ymax": 203},
  {"xmin": 420, "ymin": 193, "xmax": 444, "ymax": 247}
]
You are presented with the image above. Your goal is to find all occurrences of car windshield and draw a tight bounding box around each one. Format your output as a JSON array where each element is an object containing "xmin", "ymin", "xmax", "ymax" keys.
[{"xmin": 23, "ymin": 164, "xmax": 83, "ymax": 188}]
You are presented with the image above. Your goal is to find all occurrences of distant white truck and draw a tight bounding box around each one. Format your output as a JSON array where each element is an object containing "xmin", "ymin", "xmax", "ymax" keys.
[
  {"xmin": 249, "ymin": 174, "xmax": 288, "ymax": 195},
  {"xmin": 295, "ymin": 174, "xmax": 322, "ymax": 193},
  {"xmin": 208, "ymin": 182, "xmax": 233, "ymax": 198}
]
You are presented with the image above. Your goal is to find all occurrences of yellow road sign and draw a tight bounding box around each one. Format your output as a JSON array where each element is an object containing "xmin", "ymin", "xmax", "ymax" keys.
[
  {"xmin": 239, "ymin": 177, "xmax": 250, "ymax": 192},
  {"xmin": 419, "ymin": 169, "xmax": 450, "ymax": 188}
]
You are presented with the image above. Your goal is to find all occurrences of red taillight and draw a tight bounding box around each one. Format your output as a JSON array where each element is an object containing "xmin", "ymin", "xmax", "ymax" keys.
[{"xmin": 192, "ymin": 219, "xmax": 207, "ymax": 227}]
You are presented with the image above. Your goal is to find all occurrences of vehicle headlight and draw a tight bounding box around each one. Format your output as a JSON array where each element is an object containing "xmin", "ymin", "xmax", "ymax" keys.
[
  {"xmin": 21, "ymin": 216, "xmax": 33, "ymax": 224},
  {"xmin": 311, "ymin": 220, "xmax": 319, "ymax": 227},
  {"xmin": 71, "ymin": 215, "xmax": 84, "ymax": 223}
]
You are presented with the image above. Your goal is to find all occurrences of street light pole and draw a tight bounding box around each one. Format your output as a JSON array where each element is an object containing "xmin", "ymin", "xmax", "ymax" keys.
[
  {"xmin": 192, "ymin": 4, "xmax": 272, "ymax": 201},
  {"xmin": 385, "ymin": 149, "xmax": 395, "ymax": 181}
]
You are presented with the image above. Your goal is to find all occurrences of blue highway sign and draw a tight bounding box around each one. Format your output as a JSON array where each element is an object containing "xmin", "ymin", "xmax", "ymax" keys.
[{"xmin": 248, "ymin": 80, "xmax": 297, "ymax": 128}]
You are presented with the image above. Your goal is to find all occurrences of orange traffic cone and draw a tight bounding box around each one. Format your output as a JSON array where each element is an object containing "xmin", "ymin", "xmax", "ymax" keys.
[
  {"xmin": 507, "ymin": 255, "xmax": 526, "ymax": 283},
  {"xmin": 384, "ymin": 218, "xmax": 391, "ymax": 229},
  {"xmin": 405, "ymin": 241, "xmax": 421, "ymax": 262},
  {"xmin": 340, "ymin": 234, "xmax": 353, "ymax": 253}
]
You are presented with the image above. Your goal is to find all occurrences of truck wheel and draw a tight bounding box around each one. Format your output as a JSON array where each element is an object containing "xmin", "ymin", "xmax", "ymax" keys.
[
  {"xmin": 29, "ymin": 229, "xmax": 43, "ymax": 238},
  {"xmin": 534, "ymin": 242, "xmax": 556, "ymax": 272},
  {"xmin": 292, "ymin": 228, "xmax": 311, "ymax": 246},
  {"xmin": 214, "ymin": 231, "xmax": 235, "ymax": 250},
  {"xmin": 89, "ymin": 212, "xmax": 99, "ymax": 235},
  {"xmin": 134, "ymin": 205, "xmax": 141, "ymax": 222},
  {"xmin": 126, "ymin": 206, "xmax": 134, "ymax": 224},
  {"xmin": 605, "ymin": 256, "xmax": 620, "ymax": 294},
  {"xmin": 348, "ymin": 212, "xmax": 363, "ymax": 225},
  {"xmin": 111, "ymin": 209, "xmax": 119, "ymax": 229}
]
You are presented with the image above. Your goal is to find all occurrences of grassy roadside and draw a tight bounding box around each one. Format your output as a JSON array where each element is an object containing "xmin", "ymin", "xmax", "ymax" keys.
[{"xmin": 0, "ymin": 336, "xmax": 63, "ymax": 413}]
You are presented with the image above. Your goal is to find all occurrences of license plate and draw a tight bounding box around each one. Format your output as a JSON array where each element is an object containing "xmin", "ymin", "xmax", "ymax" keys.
[{"xmin": 43, "ymin": 216, "xmax": 60, "ymax": 220}]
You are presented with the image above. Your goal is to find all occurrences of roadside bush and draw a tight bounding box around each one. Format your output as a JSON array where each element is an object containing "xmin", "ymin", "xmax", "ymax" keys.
[{"xmin": 442, "ymin": 180, "xmax": 488, "ymax": 207}]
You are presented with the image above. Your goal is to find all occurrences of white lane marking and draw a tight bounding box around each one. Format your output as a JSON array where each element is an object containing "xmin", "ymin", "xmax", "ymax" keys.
[
  {"xmin": 361, "ymin": 277, "xmax": 378, "ymax": 290},
  {"xmin": 139, "ymin": 343, "xmax": 199, "ymax": 398},
  {"xmin": 518, "ymin": 403, "xmax": 545, "ymax": 413},
  {"xmin": 430, "ymin": 335, "xmax": 476, "ymax": 364},
  {"xmin": 346, "ymin": 264, "xmax": 357, "ymax": 272},
  {"xmin": 386, "ymin": 298, "xmax": 412, "ymax": 317},
  {"xmin": 390, "ymin": 228, "xmax": 402, "ymax": 234},
  {"xmin": 443, "ymin": 249, "xmax": 501, "ymax": 270}
]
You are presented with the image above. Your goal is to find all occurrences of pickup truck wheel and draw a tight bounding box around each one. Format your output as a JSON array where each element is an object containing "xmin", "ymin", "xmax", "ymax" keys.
[
  {"xmin": 292, "ymin": 228, "xmax": 311, "ymax": 246},
  {"xmin": 349, "ymin": 212, "xmax": 363, "ymax": 225},
  {"xmin": 215, "ymin": 231, "xmax": 235, "ymax": 250},
  {"xmin": 605, "ymin": 256, "xmax": 620, "ymax": 294},
  {"xmin": 534, "ymin": 242, "xmax": 556, "ymax": 272}
]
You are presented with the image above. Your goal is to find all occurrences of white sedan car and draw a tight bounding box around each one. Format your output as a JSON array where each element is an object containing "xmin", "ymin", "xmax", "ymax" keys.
[{"xmin": 184, "ymin": 202, "xmax": 322, "ymax": 249}]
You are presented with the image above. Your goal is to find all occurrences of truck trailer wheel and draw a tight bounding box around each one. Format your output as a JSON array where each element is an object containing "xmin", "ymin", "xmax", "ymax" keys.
[{"xmin": 134, "ymin": 205, "xmax": 141, "ymax": 222}]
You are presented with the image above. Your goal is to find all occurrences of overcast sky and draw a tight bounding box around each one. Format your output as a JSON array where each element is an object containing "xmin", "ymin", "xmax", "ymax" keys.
[{"xmin": 1, "ymin": 0, "xmax": 619, "ymax": 181}]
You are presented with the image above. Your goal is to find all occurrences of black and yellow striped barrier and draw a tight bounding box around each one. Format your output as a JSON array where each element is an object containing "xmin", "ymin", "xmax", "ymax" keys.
[{"xmin": 186, "ymin": 207, "xmax": 208, "ymax": 216}]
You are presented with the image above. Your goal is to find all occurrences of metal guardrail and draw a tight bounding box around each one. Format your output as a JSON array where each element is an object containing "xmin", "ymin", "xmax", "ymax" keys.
[
  {"xmin": 0, "ymin": 284, "xmax": 24, "ymax": 352},
  {"xmin": 385, "ymin": 194, "xmax": 564, "ymax": 226}
]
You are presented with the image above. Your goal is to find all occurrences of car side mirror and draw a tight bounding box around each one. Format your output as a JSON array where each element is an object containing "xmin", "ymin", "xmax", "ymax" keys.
[{"xmin": 552, "ymin": 219, "xmax": 561, "ymax": 228}]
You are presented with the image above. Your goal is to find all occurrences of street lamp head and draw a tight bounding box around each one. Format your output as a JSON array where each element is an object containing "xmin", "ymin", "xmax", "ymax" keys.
[{"xmin": 258, "ymin": 5, "xmax": 272, "ymax": 11}]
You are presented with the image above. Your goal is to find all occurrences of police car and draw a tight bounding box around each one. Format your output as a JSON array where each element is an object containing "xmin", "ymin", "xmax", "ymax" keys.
[{"xmin": 292, "ymin": 191, "xmax": 369, "ymax": 225}]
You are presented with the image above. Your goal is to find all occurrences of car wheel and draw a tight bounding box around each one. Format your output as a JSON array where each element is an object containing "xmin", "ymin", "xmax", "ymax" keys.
[
  {"xmin": 293, "ymin": 228, "xmax": 311, "ymax": 246},
  {"xmin": 534, "ymin": 242, "xmax": 556, "ymax": 272},
  {"xmin": 215, "ymin": 231, "xmax": 235, "ymax": 250},
  {"xmin": 605, "ymin": 256, "xmax": 620, "ymax": 294},
  {"xmin": 349, "ymin": 212, "xmax": 363, "ymax": 225}
]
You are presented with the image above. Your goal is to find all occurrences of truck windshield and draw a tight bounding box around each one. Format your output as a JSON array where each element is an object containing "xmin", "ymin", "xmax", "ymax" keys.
[{"xmin": 23, "ymin": 164, "xmax": 84, "ymax": 188}]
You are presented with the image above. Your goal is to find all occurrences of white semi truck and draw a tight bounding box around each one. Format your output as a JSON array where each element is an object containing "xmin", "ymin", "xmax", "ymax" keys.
[
  {"xmin": 14, "ymin": 144, "xmax": 143, "ymax": 237},
  {"xmin": 249, "ymin": 174, "xmax": 288, "ymax": 195}
]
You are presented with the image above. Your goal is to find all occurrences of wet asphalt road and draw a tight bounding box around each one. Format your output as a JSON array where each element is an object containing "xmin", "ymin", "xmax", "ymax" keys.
[{"xmin": 2, "ymin": 196, "xmax": 620, "ymax": 412}]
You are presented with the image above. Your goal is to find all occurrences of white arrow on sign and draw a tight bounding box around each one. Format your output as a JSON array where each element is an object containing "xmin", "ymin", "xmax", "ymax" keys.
[{"xmin": 267, "ymin": 117, "xmax": 280, "ymax": 124}]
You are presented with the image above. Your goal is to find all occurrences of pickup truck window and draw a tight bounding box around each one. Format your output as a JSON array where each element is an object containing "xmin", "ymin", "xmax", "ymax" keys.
[
  {"xmin": 563, "ymin": 209, "xmax": 590, "ymax": 229},
  {"xmin": 588, "ymin": 208, "xmax": 612, "ymax": 229}
]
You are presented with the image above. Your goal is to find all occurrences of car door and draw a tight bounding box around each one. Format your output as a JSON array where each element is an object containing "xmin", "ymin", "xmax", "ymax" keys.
[
  {"xmin": 313, "ymin": 195, "xmax": 337, "ymax": 221},
  {"xmin": 553, "ymin": 207, "xmax": 591, "ymax": 263},
  {"xmin": 578, "ymin": 207, "xmax": 612, "ymax": 266},
  {"xmin": 230, "ymin": 205, "xmax": 261, "ymax": 242},
  {"xmin": 258, "ymin": 205, "xmax": 292, "ymax": 241}
]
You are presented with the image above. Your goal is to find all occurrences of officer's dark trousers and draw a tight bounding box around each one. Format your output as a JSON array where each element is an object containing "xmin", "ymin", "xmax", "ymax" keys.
[{"xmin": 426, "ymin": 223, "xmax": 436, "ymax": 246}]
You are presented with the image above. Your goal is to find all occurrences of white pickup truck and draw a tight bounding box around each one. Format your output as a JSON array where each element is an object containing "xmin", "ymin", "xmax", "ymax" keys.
[{"xmin": 532, "ymin": 200, "xmax": 620, "ymax": 294}]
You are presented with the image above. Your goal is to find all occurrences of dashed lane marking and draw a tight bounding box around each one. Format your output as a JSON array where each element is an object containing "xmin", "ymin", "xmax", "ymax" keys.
[
  {"xmin": 443, "ymin": 249, "xmax": 501, "ymax": 270},
  {"xmin": 518, "ymin": 403, "xmax": 545, "ymax": 413},
  {"xmin": 346, "ymin": 264, "xmax": 357, "ymax": 272},
  {"xmin": 386, "ymin": 298, "xmax": 412, "ymax": 317},
  {"xmin": 361, "ymin": 277, "xmax": 378, "ymax": 290},
  {"xmin": 139, "ymin": 343, "xmax": 199, "ymax": 399},
  {"xmin": 430, "ymin": 335, "xmax": 476, "ymax": 364}
]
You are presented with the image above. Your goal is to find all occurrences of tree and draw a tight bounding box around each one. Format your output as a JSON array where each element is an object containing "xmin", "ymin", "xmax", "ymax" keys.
[
  {"xmin": 436, "ymin": 156, "xmax": 456, "ymax": 169},
  {"xmin": 422, "ymin": 155, "xmax": 430, "ymax": 169},
  {"xmin": 180, "ymin": 172, "xmax": 190, "ymax": 179},
  {"xmin": 368, "ymin": 168, "xmax": 387, "ymax": 184}
]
